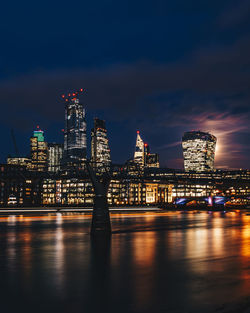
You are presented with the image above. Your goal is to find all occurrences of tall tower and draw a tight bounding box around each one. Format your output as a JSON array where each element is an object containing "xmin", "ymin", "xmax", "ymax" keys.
[
  {"xmin": 30, "ymin": 128, "xmax": 48, "ymax": 171},
  {"xmin": 182, "ymin": 131, "xmax": 217, "ymax": 172},
  {"xmin": 91, "ymin": 118, "xmax": 111, "ymax": 172},
  {"xmin": 134, "ymin": 131, "xmax": 145, "ymax": 168},
  {"xmin": 62, "ymin": 89, "xmax": 87, "ymax": 166}
]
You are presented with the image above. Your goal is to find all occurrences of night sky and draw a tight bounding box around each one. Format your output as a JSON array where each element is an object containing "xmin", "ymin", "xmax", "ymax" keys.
[{"xmin": 1, "ymin": 0, "xmax": 250, "ymax": 169}]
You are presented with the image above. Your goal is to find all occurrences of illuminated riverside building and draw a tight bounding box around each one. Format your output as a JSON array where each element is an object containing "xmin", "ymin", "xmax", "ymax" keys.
[
  {"xmin": 91, "ymin": 118, "xmax": 111, "ymax": 172},
  {"xmin": 42, "ymin": 178, "xmax": 172, "ymax": 206},
  {"xmin": 63, "ymin": 90, "xmax": 87, "ymax": 167},
  {"xmin": 48, "ymin": 143, "xmax": 63, "ymax": 172},
  {"xmin": 1, "ymin": 163, "xmax": 250, "ymax": 207},
  {"xmin": 143, "ymin": 168, "xmax": 250, "ymax": 204},
  {"xmin": 182, "ymin": 131, "xmax": 217, "ymax": 172},
  {"xmin": 0, "ymin": 164, "xmax": 43, "ymax": 206},
  {"xmin": 30, "ymin": 129, "xmax": 48, "ymax": 171}
]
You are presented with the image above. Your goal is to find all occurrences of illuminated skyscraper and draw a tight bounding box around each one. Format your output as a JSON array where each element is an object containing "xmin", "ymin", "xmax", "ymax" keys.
[
  {"xmin": 134, "ymin": 131, "xmax": 160, "ymax": 168},
  {"xmin": 30, "ymin": 129, "xmax": 48, "ymax": 171},
  {"xmin": 134, "ymin": 131, "xmax": 145, "ymax": 168},
  {"xmin": 91, "ymin": 118, "xmax": 111, "ymax": 171},
  {"xmin": 182, "ymin": 131, "xmax": 217, "ymax": 172},
  {"xmin": 63, "ymin": 90, "xmax": 87, "ymax": 166},
  {"xmin": 48, "ymin": 143, "xmax": 63, "ymax": 172}
]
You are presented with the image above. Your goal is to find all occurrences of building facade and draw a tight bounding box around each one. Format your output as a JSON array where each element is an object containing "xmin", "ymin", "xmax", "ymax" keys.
[
  {"xmin": 91, "ymin": 118, "xmax": 111, "ymax": 172},
  {"xmin": 182, "ymin": 131, "xmax": 217, "ymax": 172},
  {"xmin": 63, "ymin": 95, "xmax": 87, "ymax": 166},
  {"xmin": 0, "ymin": 164, "xmax": 42, "ymax": 207},
  {"xmin": 42, "ymin": 177, "xmax": 172, "ymax": 206},
  {"xmin": 1, "ymin": 163, "xmax": 250, "ymax": 207},
  {"xmin": 145, "ymin": 153, "xmax": 160, "ymax": 168},
  {"xmin": 48, "ymin": 143, "xmax": 63, "ymax": 172},
  {"xmin": 30, "ymin": 129, "xmax": 48, "ymax": 171},
  {"xmin": 7, "ymin": 157, "xmax": 32, "ymax": 169}
]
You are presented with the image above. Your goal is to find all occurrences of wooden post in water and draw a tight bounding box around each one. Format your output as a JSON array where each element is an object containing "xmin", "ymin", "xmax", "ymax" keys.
[{"xmin": 85, "ymin": 161, "xmax": 111, "ymax": 235}]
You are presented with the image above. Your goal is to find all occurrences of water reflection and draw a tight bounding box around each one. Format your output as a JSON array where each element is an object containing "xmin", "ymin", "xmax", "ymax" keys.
[{"xmin": 0, "ymin": 212, "xmax": 250, "ymax": 312}]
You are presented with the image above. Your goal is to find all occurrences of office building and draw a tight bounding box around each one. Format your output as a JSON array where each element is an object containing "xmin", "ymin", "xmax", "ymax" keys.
[
  {"xmin": 134, "ymin": 132, "xmax": 160, "ymax": 168},
  {"xmin": 134, "ymin": 131, "xmax": 146, "ymax": 168},
  {"xmin": 91, "ymin": 118, "xmax": 111, "ymax": 172},
  {"xmin": 63, "ymin": 91, "xmax": 87, "ymax": 167},
  {"xmin": 48, "ymin": 143, "xmax": 63, "ymax": 172},
  {"xmin": 30, "ymin": 129, "xmax": 48, "ymax": 171},
  {"xmin": 182, "ymin": 131, "xmax": 217, "ymax": 172},
  {"xmin": 146, "ymin": 153, "xmax": 160, "ymax": 168},
  {"xmin": 7, "ymin": 157, "xmax": 32, "ymax": 169}
]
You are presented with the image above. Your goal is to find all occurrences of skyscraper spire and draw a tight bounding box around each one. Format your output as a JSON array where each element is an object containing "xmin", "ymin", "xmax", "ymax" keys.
[
  {"xmin": 134, "ymin": 131, "xmax": 145, "ymax": 168},
  {"xmin": 133, "ymin": 131, "xmax": 160, "ymax": 168}
]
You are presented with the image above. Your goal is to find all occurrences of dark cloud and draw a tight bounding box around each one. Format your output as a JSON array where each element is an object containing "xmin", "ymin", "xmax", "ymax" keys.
[
  {"xmin": 1, "ymin": 35, "xmax": 250, "ymax": 120},
  {"xmin": 0, "ymin": 0, "xmax": 250, "ymax": 168},
  {"xmin": 218, "ymin": 0, "xmax": 250, "ymax": 29}
]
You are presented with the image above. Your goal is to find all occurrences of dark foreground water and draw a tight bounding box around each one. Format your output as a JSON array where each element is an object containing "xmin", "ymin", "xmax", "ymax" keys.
[{"xmin": 1, "ymin": 211, "xmax": 250, "ymax": 313}]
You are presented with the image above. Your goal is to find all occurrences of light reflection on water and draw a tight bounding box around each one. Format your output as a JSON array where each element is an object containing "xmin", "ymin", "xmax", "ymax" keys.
[{"xmin": 0, "ymin": 211, "xmax": 250, "ymax": 313}]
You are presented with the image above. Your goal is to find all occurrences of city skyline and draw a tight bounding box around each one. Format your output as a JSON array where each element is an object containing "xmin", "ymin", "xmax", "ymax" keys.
[
  {"xmin": 2, "ymin": 110, "xmax": 247, "ymax": 170},
  {"xmin": 1, "ymin": 3, "xmax": 250, "ymax": 313},
  {"xmin": 1, "ymin": 1, "xmax": 250, "ymax": 169}
]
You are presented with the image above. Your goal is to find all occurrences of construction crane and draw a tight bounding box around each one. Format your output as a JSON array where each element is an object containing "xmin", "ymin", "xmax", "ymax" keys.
[{"xmin": 11, "ymin": 129, "xmax": 19, "ymax": 157}]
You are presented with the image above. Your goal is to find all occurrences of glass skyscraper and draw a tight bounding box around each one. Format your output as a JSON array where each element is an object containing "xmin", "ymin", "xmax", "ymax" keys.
[
  {"xmin": 63, "ymin": 96, "xmax": 87, "ymax": 166},
  {"xmin": 182, "ymin": 131, "xmax": 217, "ymax": 172},
  {"xmin": 91, "ymin": 118, "xmax": 111, "ymax": 172}
]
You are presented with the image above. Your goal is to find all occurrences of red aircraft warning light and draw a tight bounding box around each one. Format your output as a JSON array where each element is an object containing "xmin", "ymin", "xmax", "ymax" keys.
[
  {"xmin": 62, "ymin": 88, "xmax": 85, "ymax": 102},
  {"xmin": 137, "ymin": 130, "xmax": 140, "ymax": 134}
]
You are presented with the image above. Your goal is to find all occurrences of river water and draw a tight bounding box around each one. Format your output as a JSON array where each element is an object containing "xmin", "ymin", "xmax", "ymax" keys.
[{"xmin": 0, "ymin": 211, "xmax": 250, "ymax": 313}]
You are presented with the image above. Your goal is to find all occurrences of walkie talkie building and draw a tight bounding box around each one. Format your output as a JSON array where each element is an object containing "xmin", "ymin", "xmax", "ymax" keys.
[
  {"xmin": 182, "ymin": 131, "xmax": 217, "ymax": 172},
  {"xmin": 63, "ymin": 90, "xmax": 87, "ymax": 165}
]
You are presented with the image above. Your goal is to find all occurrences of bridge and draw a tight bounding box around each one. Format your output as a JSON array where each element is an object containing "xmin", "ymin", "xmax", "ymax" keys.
[{"xmin": 174, "ymin": 195, "xmax": 250, "ymax": 208}]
